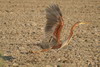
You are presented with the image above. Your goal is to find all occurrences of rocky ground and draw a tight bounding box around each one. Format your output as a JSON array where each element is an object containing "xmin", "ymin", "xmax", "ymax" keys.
[{"xmin": 0, "ymin": 0, "xmax": 100, "ymax": 67}]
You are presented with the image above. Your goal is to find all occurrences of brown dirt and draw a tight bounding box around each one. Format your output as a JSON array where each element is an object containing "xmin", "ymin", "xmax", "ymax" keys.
[{"xmin": 0, "ymin": 0, "xmax": 100, "ymax": 67}]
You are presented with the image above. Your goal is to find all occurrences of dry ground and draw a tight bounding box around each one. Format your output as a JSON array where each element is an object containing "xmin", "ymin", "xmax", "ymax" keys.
[{"xmin": 0, "ymin": 0, "xmax": 100, "ymax": 67}]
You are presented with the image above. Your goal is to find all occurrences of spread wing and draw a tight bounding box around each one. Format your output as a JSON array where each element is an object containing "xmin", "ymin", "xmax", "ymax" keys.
[
  {"xmin": 45, "ymin": 4, "xmax": 62, "ymax": 33},
  {"xmin": 45, "ymin": 4, "xmax": 64, "ymax": 48}
]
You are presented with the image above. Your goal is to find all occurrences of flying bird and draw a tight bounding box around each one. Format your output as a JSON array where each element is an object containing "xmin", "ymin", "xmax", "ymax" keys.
[{"xmin": 31, "ymin": 4, "xmax": 89, "ymax": 53}]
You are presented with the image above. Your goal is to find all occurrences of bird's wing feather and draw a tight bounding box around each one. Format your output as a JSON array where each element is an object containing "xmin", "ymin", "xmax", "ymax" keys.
[
  {"xmin": 45, "ymin": 4, "xmax": 62, "ymax": 33},
  {"xmin": 44, "ymin": 4, "xmax": 64, "ymax": 49}
]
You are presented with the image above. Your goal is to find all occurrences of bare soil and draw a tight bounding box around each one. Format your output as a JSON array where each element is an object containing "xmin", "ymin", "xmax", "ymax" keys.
[{"xmin": 0, "ymin": 0, "xmax": 100, "ymax": 67}]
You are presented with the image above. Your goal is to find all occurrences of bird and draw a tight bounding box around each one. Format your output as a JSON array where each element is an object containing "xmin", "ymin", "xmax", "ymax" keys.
[{"xmin": 31, "ymin": 4, "xmax": 89, "ymax": 53}]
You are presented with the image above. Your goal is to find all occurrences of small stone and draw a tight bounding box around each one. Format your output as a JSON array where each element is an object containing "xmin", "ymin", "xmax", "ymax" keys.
[
  {"xmin": 54, "ymin": 65, "xmax": 58, "ymax": 67},
  {"xmin": 19, "ymin": 47, "xmax": 25, "ymax": 50},
  {"xmin": 13, "ymin": 63, "xmax": 19, "ymax": 67},
  {"xmin": 57, "ymin": 58, "xmax": 61, "ymax": 62},
  {"xmin": 46, "ymin": 65, "xmax": 52, "ymax": 67}
]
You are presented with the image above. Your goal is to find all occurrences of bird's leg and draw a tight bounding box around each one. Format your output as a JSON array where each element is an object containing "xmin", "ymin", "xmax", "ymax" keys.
[{"xmin": 49, "ymin": 36, "xmax": 53, "ymax": 42}]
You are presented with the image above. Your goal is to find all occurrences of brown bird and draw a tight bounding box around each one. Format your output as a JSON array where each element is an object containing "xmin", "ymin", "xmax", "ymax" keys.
[{"xmin": 31, "ymin": 4, "xmax": 89, "ymax": 53}]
